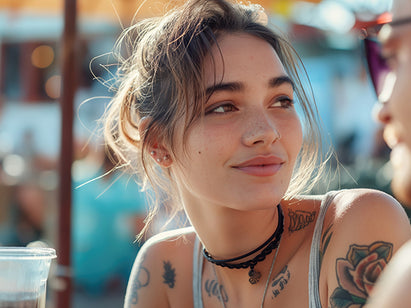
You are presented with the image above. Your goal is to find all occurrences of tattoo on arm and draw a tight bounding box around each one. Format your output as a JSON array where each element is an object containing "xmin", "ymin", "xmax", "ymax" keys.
[
  {"xmin": 162, "ymin": 260, "xmax": 176, "ymax": 288},
  {"xmin": 270, "ymin": 265, "xmax": 291, "ymax": 299},
  {"xmin": 320, "ymin": 223, "xmax": 334, "ymax": 267},
  {"xmin": 288, "ymin": 209, "xmax": 316, "ymax": 232},
  {"xmin": 330, "ymin": 241, "xmax": 393, "ymax": 308},
  {"xmin": 127, "ymin": 266, "xmax": 150, "ymax": 306},
  {"xmin": 205, "ymin": 279, "xmax": 229, "ymax": 303}
]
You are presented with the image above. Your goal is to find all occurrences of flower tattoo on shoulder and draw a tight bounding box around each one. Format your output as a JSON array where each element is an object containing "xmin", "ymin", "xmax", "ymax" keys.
[{"xmin": 330, "ymin": 241, "xmax": 393, "ymax": 308}]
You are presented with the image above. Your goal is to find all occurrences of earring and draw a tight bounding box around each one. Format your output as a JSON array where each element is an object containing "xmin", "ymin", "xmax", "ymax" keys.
[{"xmin": 150, "ymin": 149, "xmax": 171, "ymax": 166}]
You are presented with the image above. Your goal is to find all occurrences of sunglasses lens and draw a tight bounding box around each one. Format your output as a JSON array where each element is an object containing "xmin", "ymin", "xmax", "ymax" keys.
[{"xmin": 364, "ymin": 38, "xmax": 390, "ymax": 97}]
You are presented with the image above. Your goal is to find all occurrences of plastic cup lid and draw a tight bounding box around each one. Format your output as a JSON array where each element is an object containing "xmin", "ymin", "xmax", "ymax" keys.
[{"xmin": 0, "ymin": 247, "xmax": 56, "ymax": 260}]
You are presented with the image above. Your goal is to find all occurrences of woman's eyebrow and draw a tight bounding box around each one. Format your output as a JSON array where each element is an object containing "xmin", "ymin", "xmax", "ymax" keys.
[
  {"xmin": 269, "ymin": 75, "xmax": 295, "ymax": 90},
  {"xmin": 206, "ymin": 75, "xmax": 295, "ymax": 96},
  {"xmin": 206, "ymin": 82, "xmax": 243, "ymax": 96}
]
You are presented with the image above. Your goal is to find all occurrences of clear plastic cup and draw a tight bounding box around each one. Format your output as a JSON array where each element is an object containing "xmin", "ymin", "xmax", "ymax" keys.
[{"xmin": 0, "ymin": 247, "xmax": 56, "ymax": 308}]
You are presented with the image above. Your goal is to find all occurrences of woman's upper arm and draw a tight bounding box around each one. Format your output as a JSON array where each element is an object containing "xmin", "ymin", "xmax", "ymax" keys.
[
  {"xmin": 124, "ymin": 240, "xmax": 169, "ymax": 308},
  {"xmin": 321, "ymin": 189, "xmax": 411, "ymax": 307}
]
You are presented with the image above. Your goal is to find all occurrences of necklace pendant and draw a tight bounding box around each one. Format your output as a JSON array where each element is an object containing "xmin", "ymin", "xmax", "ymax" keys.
[{"xmin": 248, "ymin": 268, "xmax": 261, "ymax": 284}]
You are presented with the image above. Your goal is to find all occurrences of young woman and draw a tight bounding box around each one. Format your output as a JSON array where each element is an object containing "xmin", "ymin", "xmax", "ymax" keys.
[{"xmin": 103, "ymin": 0, "xmax": 411, "ymax": 307}]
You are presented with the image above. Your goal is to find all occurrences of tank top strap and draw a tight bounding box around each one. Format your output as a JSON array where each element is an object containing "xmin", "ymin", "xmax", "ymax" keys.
[
  {"xmin": 193, "ymin": 236, "xmax": 204, "ymax": 308},
  {"xmin": 308, "ymin": 190, "xmax": 343, "ymax": 308}
]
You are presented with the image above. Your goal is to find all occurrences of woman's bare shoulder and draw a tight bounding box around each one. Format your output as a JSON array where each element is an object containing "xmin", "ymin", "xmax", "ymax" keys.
[
  {"xmin": 292, "ymin": 188, "xmax": 405, "ymax": 214},
  {"xmin": 331, "ymin": 188, "xmax": 406, "ymax": 217},
  {"xmin": 316, "ymin": 189, "xmax": 411, "ymax": 307},
  {"xmin": 144, "ymin": 226, "xmax": 197, "ymax": 248},
  {"xmin": 320, "ymin": 188, "xmax": 410, "ymax": 250},
  {"xmin": 135, "ymin": 227, "xmax": 196, "ymax": 263},
  {"xmin": 124, "ymin": 226, "xmax": 197, "ymax": 308},
  {"xmin": 285, "ymin": 188, "xmax": 409, "ymax": 240},
  {"xmin": 136, "ymin": 226, "xmax": 198, "ymax": 273}
]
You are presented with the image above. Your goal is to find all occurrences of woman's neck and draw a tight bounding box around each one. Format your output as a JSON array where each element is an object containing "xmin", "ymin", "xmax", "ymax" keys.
[{"xmin": 184, "ymin": 199, "xmax": 280, "ymax": 260}]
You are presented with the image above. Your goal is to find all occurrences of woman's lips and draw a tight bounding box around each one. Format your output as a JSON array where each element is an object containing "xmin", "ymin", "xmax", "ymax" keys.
[
  {"xmin": 390, "ymin": 143, "xmax": 408, "ymax": 169},
  {"xmin": 233, "ymin": 156, "xmax": 284, "ymax": 177},
  {"xmin": 383, "ymin": 126, "xmax": 399, "ymax": 149},
  {"xmin": 235, "ymin": 164, "xmax": 283, "ymax": 176}
]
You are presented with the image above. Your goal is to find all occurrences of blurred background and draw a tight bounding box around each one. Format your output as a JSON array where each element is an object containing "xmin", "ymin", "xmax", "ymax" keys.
[{"xmin": 0, "ymin": 0, "xmax": 408, "ymax": 307}]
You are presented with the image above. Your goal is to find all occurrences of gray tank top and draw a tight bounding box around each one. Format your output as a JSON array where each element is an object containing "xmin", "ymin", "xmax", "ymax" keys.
[{"xmin": 192, "ymin": 191, "xmax": 340, "ymax": 308}]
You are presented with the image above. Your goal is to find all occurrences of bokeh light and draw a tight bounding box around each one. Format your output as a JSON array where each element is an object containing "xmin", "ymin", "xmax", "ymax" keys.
[
  {"xmin": 3, "ymin": 154, "xmax": 25, "ymax": 177},
  {"xmin": 45, "ymin": 74, "xmax": 61, "ymax": 99},
  {"xmin": 31, "ymin": 45, "xmax": 54, "ymax": 69}
]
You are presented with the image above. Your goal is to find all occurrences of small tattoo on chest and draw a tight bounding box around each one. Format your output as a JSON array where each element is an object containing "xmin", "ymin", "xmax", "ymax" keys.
[
  {"xmin": 205, "ymin": 279, "xmax": 229, "ymax": 303},
  {"xmin": 162, "ymin": 260, "xmax": 176, "ymax": 288},
  {"xmin": 271, "ymin": 265, "xmax": 291, "ymax": 299},
  {"xmin": 288, "ymin": 209, "xmax": 316, "ymax": 232}
]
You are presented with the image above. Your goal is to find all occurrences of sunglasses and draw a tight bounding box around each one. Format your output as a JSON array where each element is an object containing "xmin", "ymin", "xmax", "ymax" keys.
[{"xmin": 363, "ymin": 16, "xmax": 411, "ymax": 98}]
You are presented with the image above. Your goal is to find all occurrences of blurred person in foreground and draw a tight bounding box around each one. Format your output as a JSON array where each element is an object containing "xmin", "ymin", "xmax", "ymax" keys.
[{"xmin": 362, "ymin": 0, "xmax": 411, "ymax": 307}]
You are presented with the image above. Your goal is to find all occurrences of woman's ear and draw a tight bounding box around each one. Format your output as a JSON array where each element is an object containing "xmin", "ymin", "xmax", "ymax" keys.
[
  {"xmin": 149, "ymin": 147, "xmax": 173, "ymax": 168},
  {"xmin": 139, "ymin": 117, "xmax": 173, "ymax": 168}
]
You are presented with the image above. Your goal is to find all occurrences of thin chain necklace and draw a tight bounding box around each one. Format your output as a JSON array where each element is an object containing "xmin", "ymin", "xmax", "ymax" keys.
[{"xmin": 211, "ymin": 241, "xmax": 281, "ymax": 308}]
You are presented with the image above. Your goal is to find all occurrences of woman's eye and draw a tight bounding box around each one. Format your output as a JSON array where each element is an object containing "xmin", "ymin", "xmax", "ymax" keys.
[
  {"xmin": 381, "ymin": 48, "xmax": 398, "ymax": 70},
  {"xmin": 271, "ymin": 96, "xmax": 294, "ymax": 108},
  {"xmin": 206, "ymin": 103, "xmax": 237, "ymax": 114},
  {"xmin": 385, "ymin": 54, "xmax": 397, "ymax": 70}
]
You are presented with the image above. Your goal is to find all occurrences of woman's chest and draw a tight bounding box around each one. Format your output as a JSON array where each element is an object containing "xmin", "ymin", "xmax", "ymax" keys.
[
  {"xmin": 198, "ymin": 236, "xmax": 317, "ymax": 308},
  {"xmin": 262, "ymin": 240, "xmax": 313, "ymax": 307}
]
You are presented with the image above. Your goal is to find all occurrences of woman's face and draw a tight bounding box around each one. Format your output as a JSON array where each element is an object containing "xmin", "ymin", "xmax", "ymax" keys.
[
  {"xmin": 376, "ymin": 0, "xmax": 411, "ymax": 205},
  {"xmin": 170, "ymin": 33, "xmax": 303, "ymax": 211}
]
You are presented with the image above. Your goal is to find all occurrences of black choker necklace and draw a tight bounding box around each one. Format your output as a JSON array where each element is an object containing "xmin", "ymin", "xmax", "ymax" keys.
[{"xmin": 203, "ymin": 204, "xmax": 284, "ymax": 284}]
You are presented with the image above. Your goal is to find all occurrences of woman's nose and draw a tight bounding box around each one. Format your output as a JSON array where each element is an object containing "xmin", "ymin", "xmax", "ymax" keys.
[
  {"xmin": 242, "ymin": 112, "xmax": 281, "ymax": 147},
  {"xmin": 374, "ymin": 71, "xmax": 396, "ymax": 124},
  {"xmin": 373, "ymin": 101, "xmax": 391, "ymax": 125}
]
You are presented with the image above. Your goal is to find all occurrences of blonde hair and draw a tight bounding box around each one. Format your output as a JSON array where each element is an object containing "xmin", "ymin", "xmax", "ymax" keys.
[{"xmin": 104, "ymin": 0, "xmax": 327, "ymax": 238}]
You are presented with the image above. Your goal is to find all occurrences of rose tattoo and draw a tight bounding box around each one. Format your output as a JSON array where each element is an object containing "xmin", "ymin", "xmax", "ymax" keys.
[{"xmin": 330, "ymin": 241, "xmax": 393, "ymax": 308}]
